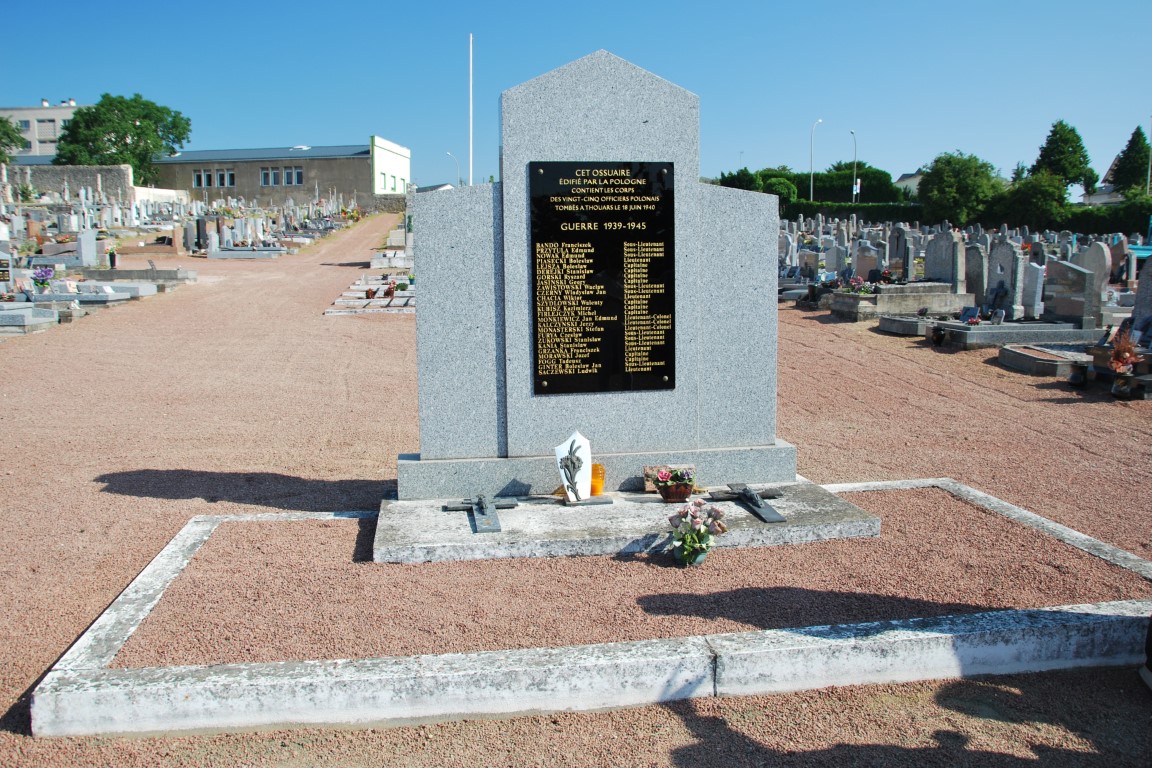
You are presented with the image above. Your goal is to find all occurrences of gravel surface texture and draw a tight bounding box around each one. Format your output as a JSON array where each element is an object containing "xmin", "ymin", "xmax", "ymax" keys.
[
  {"xmin": 0, "ymin": 213, "xmax": 1149, "ymax": 765},
  {"xmin": 113, "ymin": 488, "xmax": 1152, "ymax": 666}
]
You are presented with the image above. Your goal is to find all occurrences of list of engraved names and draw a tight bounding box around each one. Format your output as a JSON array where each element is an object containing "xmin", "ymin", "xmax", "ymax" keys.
[{"xmin": 529, "ymin": 161, "xmax": 675, "ymax": 395}]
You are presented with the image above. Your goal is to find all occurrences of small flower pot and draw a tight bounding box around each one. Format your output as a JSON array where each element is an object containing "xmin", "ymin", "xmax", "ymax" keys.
[
  {"xmin": 1112, "ymin": 374, "xmax": 1134, "ymax": 399},
  {"xmin": 672, "ymin": 545, "xmax": 708, "ymax": 566},
  {"xmin": 657, "ymin": 483, "xmax": 693, "ymax": 503}
]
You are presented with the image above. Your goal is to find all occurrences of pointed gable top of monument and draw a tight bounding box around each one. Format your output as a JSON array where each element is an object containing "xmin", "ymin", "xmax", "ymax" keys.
[
  {"xmin": 500, "ymin": 50, "xmax": 699, "ymax": 180},
  {"xmin": 504, "ymin": 49, "xmax": 696, "ymax": 103}
]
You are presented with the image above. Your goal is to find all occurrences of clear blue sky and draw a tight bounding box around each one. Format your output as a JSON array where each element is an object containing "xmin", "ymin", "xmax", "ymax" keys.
[{"xmin": 7, "ymin": 0, "xmax": 1150, "ymax": 191}]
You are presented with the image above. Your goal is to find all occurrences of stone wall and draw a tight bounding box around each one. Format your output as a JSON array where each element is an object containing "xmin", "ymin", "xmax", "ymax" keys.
[
  {"xmin": 19, "ymin": 165, "xmax": 135, "ymax": 201},
  {"xmin": 365, "ymin": 194, "xmax": 406, "ymax": 214}
]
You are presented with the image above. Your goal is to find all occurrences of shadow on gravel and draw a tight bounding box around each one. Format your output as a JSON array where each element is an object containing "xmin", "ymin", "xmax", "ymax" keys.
[
  {"xmin": 637, "ymin": 586, "xmax": 987, "ymax": 633},
  {"xmin": 322, "ymin": 261, "xmax": 373, "ymax": 268},
  {"xmin": 663, "ymin": 695, "xmax": 1120, "ymax": 767},
  {"xmin": 93, "ymin": 470, "xmax": 391, "ymax": 513}
]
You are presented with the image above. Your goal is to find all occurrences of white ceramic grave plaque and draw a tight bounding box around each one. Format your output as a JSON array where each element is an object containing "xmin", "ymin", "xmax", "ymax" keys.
[{"xmin": 554, "ymin": 430, "xmax": 591, "ymax": 502}]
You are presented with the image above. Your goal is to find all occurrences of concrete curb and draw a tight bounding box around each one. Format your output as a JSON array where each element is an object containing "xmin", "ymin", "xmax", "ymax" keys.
[{"xmin": 30, "ymin": 481, "xmax": 1152, "ymax": 737}]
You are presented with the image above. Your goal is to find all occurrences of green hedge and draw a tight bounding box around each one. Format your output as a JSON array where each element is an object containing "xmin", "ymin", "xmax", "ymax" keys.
[
  {"xmin": 1057, "ymin": 200, "xmax": 1152, "ymax": 236},
  {"xmin": 783, "ymin": 201, "xmax": 924, "ymax": 223}
]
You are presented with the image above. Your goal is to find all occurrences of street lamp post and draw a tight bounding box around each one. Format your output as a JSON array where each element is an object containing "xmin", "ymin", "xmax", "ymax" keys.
[
  {"xmin": 809, "ymin": 118, "xmax": 822, "ymax": 201},
  {"xmin": 447, "ymin": 151, "xmax": 461, "ymax": 187},
  {"xmin": 850, "ymin": 130, "xmax": 858, "ymax": 204}
]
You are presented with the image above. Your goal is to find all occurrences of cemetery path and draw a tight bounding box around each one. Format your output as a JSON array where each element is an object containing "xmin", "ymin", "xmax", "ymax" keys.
[
  {"xmin": 775, "ymin": 306, "xmax": 1151, "ymax": 558},
  {"xmin": 0, "ymin": 248, "xmax": 1150, "ymax": 765}
]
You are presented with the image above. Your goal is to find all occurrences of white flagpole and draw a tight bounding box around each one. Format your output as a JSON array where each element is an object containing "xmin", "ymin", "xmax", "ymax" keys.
[{"xmin": 469, "ymin": 33, "xmax": 474, "ymax": 186}]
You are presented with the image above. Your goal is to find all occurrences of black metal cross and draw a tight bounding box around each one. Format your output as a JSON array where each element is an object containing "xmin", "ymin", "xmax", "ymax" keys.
[
  {"xmin": 441, "ymin": 495, "xmax": 518, "ymax": 533},
  {"xmin": 708, "ymin": 483, "xmax": 786, "ymax": 523}
]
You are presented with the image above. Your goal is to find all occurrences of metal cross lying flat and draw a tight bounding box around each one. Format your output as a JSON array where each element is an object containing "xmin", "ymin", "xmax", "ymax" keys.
[
  {"xmin": 441, "ymin": 495, "xmax": 519, "ymax": 533},
  {"xmin": 708, "ymin": 483, "xmax": 786, "ymax": 523}
]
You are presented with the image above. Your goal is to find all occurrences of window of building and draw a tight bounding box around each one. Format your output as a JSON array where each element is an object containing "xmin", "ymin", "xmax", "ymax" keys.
[
  {"xmin": 226, "ymin": 169, "xmax": 235, "ymax": 187},
  {"xmin": 261, "ymin": 167, "xmax": 273, "ymax": 186},
  {"xmin": 203, "ymin": 171, "xmax": 213, "ymax": 187},
  {"xmin": 216, "ymin": 171, "xmax": 226, "ymax": 188},
  {"xmin": 36, "ymin": 118, "xmax": 55, "ymax": 125},
  {"xmin": 391, "ymin": 175, "xmax": 397, "ymax": 191},
  {"xmin": 20, "ymin": 140, "xmax": 31, "ymax": 150},
  {"xmin": 400, "ymin": 178, "xmax": 406, "ymax": 191},
  {"xmin": 17, "ymin": 120, "xmax": 30, "ymax": 131},
  {"xmin": 193, "ymin": 170, "xmax": 203, "ymax": 188},
  {"xmin": 283, "ymin": 166, "xmax": 303, "ymax": 185},
  {"xmin": 271, "ymin": 167, "xmax": 281, "ymax": 186}
]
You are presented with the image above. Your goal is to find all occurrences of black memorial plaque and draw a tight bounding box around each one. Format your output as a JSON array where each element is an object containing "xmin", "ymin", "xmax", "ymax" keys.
[{"xmin": 530, "ymin": 161, "xmax": 674, "ymax": 395}]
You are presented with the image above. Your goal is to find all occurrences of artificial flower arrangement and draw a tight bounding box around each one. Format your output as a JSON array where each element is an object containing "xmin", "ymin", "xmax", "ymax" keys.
[
  {"xmin": 841, "ymin": 275, "xmax": 875, "ymax": 295},
  {"xmin": 654, "ymin": 467, "xmax": 693, "ymax": 488},
  {"xmin": 1110, "ymin": 331, "xmax": 1144, "ymax": 375},
  {"xmin": 31, "ymin": 267, "xmax": 54, "ymax": 289},
  {"xmin": 667, "ymin": 498, "xmax": 727, "ymax": 564}
]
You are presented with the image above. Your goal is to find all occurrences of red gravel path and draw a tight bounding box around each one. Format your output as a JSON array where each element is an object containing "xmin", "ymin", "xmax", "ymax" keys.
[{"xmin": 0, "ymin": 215, "xmax": 1149, "ymax": 765}]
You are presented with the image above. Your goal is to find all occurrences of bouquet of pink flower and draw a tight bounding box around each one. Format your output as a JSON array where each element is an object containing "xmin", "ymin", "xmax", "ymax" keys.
[
  {"xmin": 654, "ymin": 467, "xmax": 693, "ymax": 487},
  {"xmin": 667, "ymin": 498, "xmax": 727, "ymax": 562}
]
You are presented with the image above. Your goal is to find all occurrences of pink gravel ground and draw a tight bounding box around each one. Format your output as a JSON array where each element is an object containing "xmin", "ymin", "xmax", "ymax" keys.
[
  {"xmin": 0, "ymin": 213, "xmax": 1149, "ymax": 765},
  {"xmin": 112, "ymin": 487, "xmax": 1152, "ymax": 666}
]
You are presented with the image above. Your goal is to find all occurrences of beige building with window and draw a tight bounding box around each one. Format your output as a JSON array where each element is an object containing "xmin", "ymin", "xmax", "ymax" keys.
[
  {"xmin": 0, "ymin": 99, "xmax": 82, "ymax": 158},
  {"xmin": 152, "ymin": 136, "xmax": 410, "ymax": 208}
]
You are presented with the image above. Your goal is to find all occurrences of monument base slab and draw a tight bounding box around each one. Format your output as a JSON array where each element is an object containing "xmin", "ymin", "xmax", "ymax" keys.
[
  {"xmin": 396, "ymin": 441, "xmax": 797, "ymax": 501},
  {"xmin": 373, "ymin": 479, "xmax": 876, "ymax": 564}
]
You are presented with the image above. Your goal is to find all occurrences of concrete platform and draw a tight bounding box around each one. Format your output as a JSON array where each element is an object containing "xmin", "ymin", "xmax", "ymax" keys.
[
  {"xmin": 932, "ymin": 321, "xmax": 1101, "ymax": 350},
  {"xmin": 877, "ymin": 314, "xmax": 929, "ymax": 336},
  {"xmin": 0, "ymin": 305, "xmax": 58, "ymax": 334},
  {"xmin": 373, "ymin": 482, "xmax": 879, "ymax": 563},
  {"xmin": 29, "ymin": 479, "xmax": 1152, "ymax": 738},
  {"xmin": 998, "ymin": 344, "xmax": 1091, "ymax": 376}
]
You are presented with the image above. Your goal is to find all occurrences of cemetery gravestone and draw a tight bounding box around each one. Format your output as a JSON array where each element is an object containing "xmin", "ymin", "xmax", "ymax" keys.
[
  {"xmin": 888, "ymin": 226, "xmax": 909, "ymax": 281},
  {"xmin": 924, "ymin": 230, "xmax": 965, "ymax": 291},
  {"xmin": 964, "ymin": 244, "xmax": 987, "ymax": 307},
  {"xmin": 1071, "ymin": 242, "xmax": 1110, "ymax": 306},
  {"xmin": 1022, "ymin": 262, "xmax": 1045, "ymax": 320},
  {"xmin": 1043, "ymin": 260, "xmax": 1095, "ymax": 328},
  {"xmin": 987, "ymin": 240, "xmax": 1026, "ymax": 320},
  {"xmin": 398, "ymin": 51, "xmax": 796, "ymax": 500},
  {"xmin": 1131, "ymin": 258, "xmax": 1152, "ymax": 336}
]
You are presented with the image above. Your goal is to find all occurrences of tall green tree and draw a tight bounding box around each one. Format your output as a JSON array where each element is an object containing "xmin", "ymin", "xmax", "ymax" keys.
[
  {"xmin": 918, "ymin": 151, "xmax": 1002, "ymax": 226},
  {"xmin": 54, "ymin": 93, "xmax": 191, "ymax": 184},
  {"xmin": 0, "ymin": 117, "xmax": 23, "ymax": 164},
  {"xmin": 760, "ymin": 176, "xmax": 797, "ymax": 206},
  {"xmin": 718, "ymin": 167, "xmax": 761, "ymax": 191},
  {"xmin": 1030, "ymin": 119, "xmax": 1093, "ymax": 189},
  {"xmin": 1110, "ymin": 126, "xmax": 1150, "ymax": 194},
  {"xmin": 983, "ymin": 171, "xmax": 1067, "ymax": 230}
]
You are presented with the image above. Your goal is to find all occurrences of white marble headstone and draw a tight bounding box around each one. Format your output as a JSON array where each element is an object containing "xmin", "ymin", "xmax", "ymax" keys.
[{"xmin": 554, "ymin": 430, "xmax": 591, "ymax": 502}]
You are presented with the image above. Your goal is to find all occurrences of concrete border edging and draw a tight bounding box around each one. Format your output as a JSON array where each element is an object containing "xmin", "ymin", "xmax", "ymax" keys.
[
  {"xmin": 34, "ymin": 638, "xmax": 715, "ymax": 737},
  {"xmin": 30, "ymin": 480, "xmax": 1152, "ymax": 737},
  {"xmin": 709, "ymin": 600, "xmax": 1151, "ymax": 696}
]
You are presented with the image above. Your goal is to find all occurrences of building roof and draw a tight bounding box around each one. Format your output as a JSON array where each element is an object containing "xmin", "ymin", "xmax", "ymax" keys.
[
  {"xmin": 154, "ymin": 145, "xmax": 371, "ymax": 164},
  {"xmin": 9, "ymin": 156, "xmax": 56, "ymax": 165}
]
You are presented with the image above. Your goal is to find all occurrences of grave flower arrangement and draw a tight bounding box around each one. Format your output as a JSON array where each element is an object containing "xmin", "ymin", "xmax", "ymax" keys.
[
  {"xmin": 654, "ymin": 467, "xmax": 695, "ymax": 503},
  {"xmin": 31, "ymin": 267, "xmax": 54, "ymax": 289},
  {"xmin": 966, "ymin": 316, "xmax": 981, "ymax": 326},
  {"xmin": 667, "ymin": 498, "xmax": 727, "ymax": 564},
  {"xmin": 655, "ymin": 467, "xmax": 693, "ymax": 487},
  {"xmin": 841, "ymin": 275, "xmax": 874, "ymax": 295},
  {"xmin": 1110, "ymin": 331, "xmax": 1144, "ymax": 375}
]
